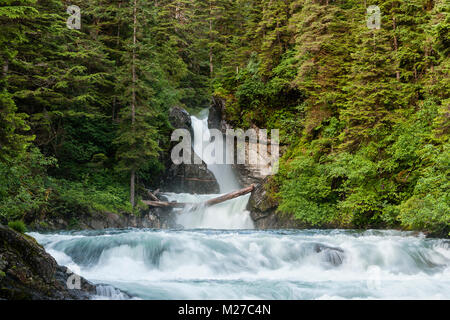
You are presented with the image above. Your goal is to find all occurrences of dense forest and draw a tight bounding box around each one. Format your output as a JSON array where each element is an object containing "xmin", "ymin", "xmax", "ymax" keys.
[{"xmin": 0, "ymin": 0, "xmax": 448, "ymax": 236}]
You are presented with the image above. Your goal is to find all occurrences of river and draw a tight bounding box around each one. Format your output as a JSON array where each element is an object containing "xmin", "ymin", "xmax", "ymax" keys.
[{"xmin": 29, "ymin": 110, "xmax": 450, "ymax": 300}]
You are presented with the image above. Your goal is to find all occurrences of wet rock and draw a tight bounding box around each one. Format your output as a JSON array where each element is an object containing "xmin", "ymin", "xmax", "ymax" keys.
[
  {"xmin": 162, "ymin": 105, "xmax": 220, "ymax": 194},
  {"xmin": 0, "ymin": 224, "xmax": 96, "ymax": 300},
  {"xmin": 208, "ymin": 96, "xmax": 228, "ymax": 132},
  {"xmin": 27, "ymin": 208, "xmax": 176, "ymax": 232},
  {"xmin": 233, "ymin": 164, "xmax": 266, "ymax": 187},
  {"xmin": 163, "ymin": 159, "xmax": 220, "ymax": 194},
  {"xmin": 169, "ymin": 106, "xmax": 192, "ymax": 134},
  {"xmin": 313, "ymin": 243, "xmax": 345, "ymax": 266},
  {"xmin": 248, "ymin": 180, "xmax": 278, "ymax": 213},
  {"xmin": 247, "ymin": 179, "xmax": 304, "ymax": 229},
  {"xmin": 209, "ymin": 96, "xmax": 277, "ymax": 186}
]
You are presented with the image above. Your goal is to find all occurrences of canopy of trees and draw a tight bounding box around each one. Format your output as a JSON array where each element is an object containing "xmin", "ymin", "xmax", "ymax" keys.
[{"xmin": 0, "ymin": 0, "xmax": 448, "ymax": 236}]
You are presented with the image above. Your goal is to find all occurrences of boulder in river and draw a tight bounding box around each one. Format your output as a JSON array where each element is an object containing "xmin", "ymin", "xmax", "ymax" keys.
[
  {"xmin": 313, "ymin": 243, "xmax": 345, "ymax": 267},
  {"xmin": 0, "ymin": 224, "xmax": 96, "ymax": 299}
]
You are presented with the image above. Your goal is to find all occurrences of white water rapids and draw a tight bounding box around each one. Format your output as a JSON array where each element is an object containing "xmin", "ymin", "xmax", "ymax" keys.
[
  {"xmin": 29, "ymin": 108, "xmax": 450, "ymax": 300},
  {"xmin": 170, "ymin": 109, "xmax": 253, "ymax": 229},
  {"xmin": 30, "ymin": 229, "xmax": 450, "ymax": 299}
]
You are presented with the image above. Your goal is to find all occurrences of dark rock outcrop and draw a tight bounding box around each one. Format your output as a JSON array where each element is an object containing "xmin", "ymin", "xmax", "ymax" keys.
[
  {"xmin": 0, "ymin": 224, "xmax": 95, "ymax": 300},
  {"xmin": 163, "ymin": 160, "xmax": 220, "ymax": 194},
  {"xmin": 162, "ymin": 106, "xmax": 220, "ymax": 194},
  {"xmin": 169, "ymin": 106, "xmax": 193, "ymax": 134},
  {"xmin": 233, "ymin": 164, "xmax": 269, "ymax": 189},
  {"xmin": 247, "ymin": 179, "xmax": 304, "ymax": 229},
  {"xmin": 208, "ymin": 96, "xmax": 228, "ymax": 132}
]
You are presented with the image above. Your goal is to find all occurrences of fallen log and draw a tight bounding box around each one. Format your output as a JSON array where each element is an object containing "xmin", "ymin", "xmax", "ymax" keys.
[
  {"xmin": 203, "ymin": 185, "xmax": 255, "ymax": 207},
  {"xmin": 143, "ymin": 200, "xmax": 187, "ymax": 208},
  {"xmin": 147, "ymin": 190, "xmax": 159, "ymax": 201},
  {"xmin": 143, "ymin": 185, "xmax": 255, "ymax": 210}
]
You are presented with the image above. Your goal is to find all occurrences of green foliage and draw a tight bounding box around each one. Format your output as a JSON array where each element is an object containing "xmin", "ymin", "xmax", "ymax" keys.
[
  {"xmin": 277, "ymin": 155, "xmax": 344, "ymax": 226},
  {"xmin": 0, "ymin": 0, "xmax": 448, "ymax": 236},
  {"xmin": 0, "ymin": 0, "xmax": 186, "ymax": 215},
  {"xmin": 46, "ymin": 175, "xmax": 134, "ymax": 216},
  {"xmin": 8, "ymin": 220, "xmax": 27, "ymax": 234},
  {"xmin": 0, "ymin": 89, "xmax": 34, "ymax": 162},
  {"xmin": 215, "ymin": 0, "xmax": 449, "ymax": 235},
  {"xmin": 398, "ymin": 143, "xmax": 450, "ymax": 236},
  {"xmin": 0, "ymin": 147, "xmax": 56, "ymax": 221}
]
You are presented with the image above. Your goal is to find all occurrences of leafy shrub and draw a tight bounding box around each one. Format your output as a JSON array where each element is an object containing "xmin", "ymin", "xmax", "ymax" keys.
[
  {"xmin": 0, "ymin": 147, "xmax": 56, "ymax": 221},
  {"xmin": 8, "ymin": 220, "xmax": 28, "ymax": 234},
  {"xmin": 398, "ymin": 143, "xmax": 450, "ymax": 236},
  {"xmin": 46, "ymin": 175, "xmax": 134, "ymax": 217}
]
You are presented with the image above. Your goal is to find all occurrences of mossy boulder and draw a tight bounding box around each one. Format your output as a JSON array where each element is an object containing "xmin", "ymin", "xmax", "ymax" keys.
[{"xmin": 0, "ymin": 224, "xmax": 96, "ymax": 300}]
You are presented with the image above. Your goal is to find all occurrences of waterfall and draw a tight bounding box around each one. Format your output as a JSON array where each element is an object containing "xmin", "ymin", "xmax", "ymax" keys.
[
  {"xmin": 28, "ymin": 109, "xmax": 450, "ymax": 300},
  {"xmin": 190, "ymin": 111, "xmax": 240, "ymax": 193},
  {"xmin": 169, "ymin": 108, "xmax": 253, "ymax": 230}
]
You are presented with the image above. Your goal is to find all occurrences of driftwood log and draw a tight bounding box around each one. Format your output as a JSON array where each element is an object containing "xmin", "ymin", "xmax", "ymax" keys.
[
  {"xmin": 147, "ymin": 190, "xmax": 160, "ymax": 201},
  {"xmin": 143, "ymin": 185, "xmax": 255, "ymax": 209}
]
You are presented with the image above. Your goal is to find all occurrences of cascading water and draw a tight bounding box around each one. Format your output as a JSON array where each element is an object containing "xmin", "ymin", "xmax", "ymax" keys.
[
  {"xmin": 27, "ymin": 107, "xmax": 450, "ymax": 300},
  {"xmin": 166, "ymin": 192, "xmax": 253, "ymax": 230},
  {"xmin": 30, "ymin": 229, "xmax": 450, "ymax": 299},
  {"xmin": 170, "ymin": 109, "xmax": 254, "ymax": 230},
  {"xmin": 190, "ymin": 110, "xmax": 241, "ymax": 193}
]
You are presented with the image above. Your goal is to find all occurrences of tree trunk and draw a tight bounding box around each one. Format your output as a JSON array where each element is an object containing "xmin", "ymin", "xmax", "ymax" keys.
[
  {"xmin": 209, "ymin": 0, "xmax": 213, "ymax": 77},
  {"xmin": 117, "ymin": 2, "xmax": 122, "ymax": 46},
  {"xmin": 143, "ymin": 185, "xmax": 255, "ymax": 210},
  {"xmin": 393, "ymin": 17, "xmax": 400, "ymax": 80},
  {"xmin": 132, "ymin": 0, "xmax": 137, "ymax": 124},
  {"xmin": 2, "ymin": 58, "xmax": 8, "ymax": 78},
  {"xmin": 130, "ymin": 169, "xmax": 136, "ymax": 207},
  {"xmin": 130, "ymin": 0, "xmax": 137, "ymax": 207}
]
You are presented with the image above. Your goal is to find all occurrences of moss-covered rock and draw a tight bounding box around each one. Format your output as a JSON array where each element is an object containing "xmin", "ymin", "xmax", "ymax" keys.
[{"xmin": 0, "ymin": 224, "xmax": 96, "ymax": 300}]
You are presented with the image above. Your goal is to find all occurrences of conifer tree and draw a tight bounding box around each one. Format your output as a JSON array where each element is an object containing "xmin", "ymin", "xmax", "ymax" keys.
[
  {"xmin": 0, "ymin": 0, "xmax": 39, "ymax": 161},
  {"xmin": 114, "ymin": 0, "xmax": 178, "ymax": 206}
]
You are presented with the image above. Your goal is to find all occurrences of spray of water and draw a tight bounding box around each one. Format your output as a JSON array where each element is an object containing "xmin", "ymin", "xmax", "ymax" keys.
[
  {"xmin": 190, "ymin": 112, "xmax": 240, "ymax": 193},
  {"xmin": 169, "ymin": 109, "xmax": 253, "ymax": 229},
  {"xmin": 30, "ymin": 229, "xmax": 450, "ymax": 300},
  {"xmin": 28, "ymin": 109, "xmax": 450, "ymax": 300}
]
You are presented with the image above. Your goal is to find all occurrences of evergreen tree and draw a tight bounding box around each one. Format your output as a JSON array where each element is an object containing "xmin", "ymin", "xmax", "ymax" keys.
[{"xmin": 0, "ymin": 0, "xmax": 37, "ymax": 161}]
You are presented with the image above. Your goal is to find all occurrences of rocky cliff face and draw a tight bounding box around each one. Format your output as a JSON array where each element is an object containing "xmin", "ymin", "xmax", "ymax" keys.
[
  {"xmin": 0, "ymin": 224, "xmax": 96, "ymax": 300},
  {"xmin": 209, "ymin": 97, "xmax": 298, "ymax": 229},
  {"xmin": 208, "ymin": 96, "xmax": 228, "ymax": 132},
  {"xmin": 163, "ymin": 160, "xmax": 220, "ymax": 194},
  {"xmin": 169, "ymin": 106, "xmax": 193, "ymax": 135},
  {"xmin": 162, "ymin": 106, "xmax": 220, "ymax": 194},
  {"xmin": 209, "ymin": 97, "xmax": 278, "ymax": 187}
]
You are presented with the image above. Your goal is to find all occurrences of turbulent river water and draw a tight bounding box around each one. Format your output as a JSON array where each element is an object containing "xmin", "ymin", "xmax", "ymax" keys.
[{"xmin": 29, "ymin": 110, "xmax": 450, "ymax": 300}]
